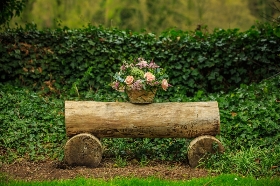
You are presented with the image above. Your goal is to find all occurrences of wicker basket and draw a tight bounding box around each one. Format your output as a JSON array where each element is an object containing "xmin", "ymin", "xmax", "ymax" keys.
[{"xmin": 126, "ymin": 88, "xmax": 157, "ymax": 103}]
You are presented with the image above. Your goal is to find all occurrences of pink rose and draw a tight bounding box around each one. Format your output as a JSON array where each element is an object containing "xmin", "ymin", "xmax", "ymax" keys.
[
  {"xmin": 144, "ymin": 72, "xmax": 155, "ymax": 82},
  {"xmin": 161, "ymin": 79, "xmax": 169, "ymax": 91},
  {"xmin": 125, "ymin": 76, "xmax": 134, "ymax": 85}
]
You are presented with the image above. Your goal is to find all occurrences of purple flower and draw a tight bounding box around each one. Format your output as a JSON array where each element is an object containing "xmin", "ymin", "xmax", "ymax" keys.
[
  {"xmin": 132, "ymin": 80, "xmax": 143, "ymax": 90},
  {"xmin": 136, "ymin": 61, "xmax": 148, "ymax": 69},
  {"xmin": 120, "ymin": 65, "xmax": 126, "ymax": 71},
  {"xmin": 147, "ymin": 81, "xmax": 159, "ymax": 86},
  {"xmin": 112, "ymin": 81, "xmax": 119, "ymax": 90},
  {"xmin": 148, "ymin": 60, "xmax": 160, "ymax": 69},
  {"xmin": 136, "ymin": 58, "xmax": 148, "ymax": 69}
]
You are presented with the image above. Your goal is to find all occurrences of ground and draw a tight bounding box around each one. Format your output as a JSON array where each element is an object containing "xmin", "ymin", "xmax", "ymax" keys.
[{"xmin": 0, "ymin": 159, "xmax": 214, "ymax": 181}]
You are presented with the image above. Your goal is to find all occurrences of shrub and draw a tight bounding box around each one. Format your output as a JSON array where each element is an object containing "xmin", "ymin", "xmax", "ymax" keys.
[{"xmin": 0, "ymin": 23, "xmax": 279, "ymax": 97}]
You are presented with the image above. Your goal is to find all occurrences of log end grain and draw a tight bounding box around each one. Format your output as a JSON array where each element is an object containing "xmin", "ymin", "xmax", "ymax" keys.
[
  {"xmin": 187, "ymin": 135, "xmax": 224, "ymax": 168},
  {"xmin": 64, "ymin": 133, "xmax": 102, "ymax": 167}
]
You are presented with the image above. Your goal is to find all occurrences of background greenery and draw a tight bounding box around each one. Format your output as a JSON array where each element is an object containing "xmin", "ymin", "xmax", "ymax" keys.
[
  {"xmin": 8, "ymin": 0, "xmax": 279, "ymax": 34},
  {"xmin": 0, "ymin": 0, "xmax": 26, "ymax": 25}
]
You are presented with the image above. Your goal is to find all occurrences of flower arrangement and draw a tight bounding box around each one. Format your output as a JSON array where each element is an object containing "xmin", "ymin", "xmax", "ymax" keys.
[{"xmin": 112, "ymin": 58, "xmax": 170, "ymax": 92}]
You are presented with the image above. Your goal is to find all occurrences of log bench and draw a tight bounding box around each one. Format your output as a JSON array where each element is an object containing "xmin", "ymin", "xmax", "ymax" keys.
[{"xmin": 64, "ymin": 101, "xmax": 224, "ymax": 168}]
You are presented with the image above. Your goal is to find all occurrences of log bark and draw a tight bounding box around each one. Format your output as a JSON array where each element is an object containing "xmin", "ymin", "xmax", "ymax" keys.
[
  {"xmin": 64, "ymin": 133, "xmax": 102, "ymax": 167},
  {"xmin": 187, "ymin": 135, "xmax": 224, "ymax": 168},
  {"xmin": 65, "ymin": 101, "xmax": 220, "ymax": 138}
]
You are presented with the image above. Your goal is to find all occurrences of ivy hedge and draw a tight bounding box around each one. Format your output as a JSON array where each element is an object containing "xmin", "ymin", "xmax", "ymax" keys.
[{"xmin": 0, "ymin": 23, "xmax": 280, "ymax": 96}]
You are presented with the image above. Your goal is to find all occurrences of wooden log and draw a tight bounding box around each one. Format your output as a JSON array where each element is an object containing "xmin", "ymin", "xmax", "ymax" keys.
[
  {"xmin": 65, "ymin": 101, "xmax": 220, "ymax": 138},
  {"xmin": 64, "ymin": 133, "xmax": 103, "ymax": 167},
  {"xmin": 187, "ymin": 135, "xmax": 224, "ymax": 168}
]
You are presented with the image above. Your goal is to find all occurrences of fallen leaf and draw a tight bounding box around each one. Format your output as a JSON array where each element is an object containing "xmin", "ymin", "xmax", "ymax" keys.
[{"xmin": 231, "ymin": 112, "xmax": 237, "ymax": 117}]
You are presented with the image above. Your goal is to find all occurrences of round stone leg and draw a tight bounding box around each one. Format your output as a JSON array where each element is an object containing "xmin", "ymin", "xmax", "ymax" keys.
[
  {"xmin": 64, "ymin": 133, "xmax": 103, "ymax": 167},
  {"xmin": 187, "ymin": 135, "xmax": 224, "ymax": 168}
]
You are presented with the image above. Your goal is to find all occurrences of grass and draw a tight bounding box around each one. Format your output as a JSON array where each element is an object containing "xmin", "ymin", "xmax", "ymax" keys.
[
  {"xmin": 1, "ymin": 174, "xmax": 280, "ymax": 186},
  {"xmin": 199, "ymin": 146, "xmax": 280, "ymax": 178}
]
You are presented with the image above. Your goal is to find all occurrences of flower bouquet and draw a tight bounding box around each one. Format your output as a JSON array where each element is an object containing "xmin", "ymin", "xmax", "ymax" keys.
[{"xmin": 112, "ymin": 57, "xmax": 170, "ymax": 103}]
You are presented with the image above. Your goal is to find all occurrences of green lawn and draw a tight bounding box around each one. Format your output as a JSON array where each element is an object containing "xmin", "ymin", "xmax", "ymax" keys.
[{"xmin": 2, "ymin": 174, "xmax": 280, "ymax": 186}]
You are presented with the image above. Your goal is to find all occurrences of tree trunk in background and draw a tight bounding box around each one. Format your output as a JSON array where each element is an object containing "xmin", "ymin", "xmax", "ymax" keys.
[{"xmin": 247, "ymin": 0, "xmax": 275, "ymax": 19}]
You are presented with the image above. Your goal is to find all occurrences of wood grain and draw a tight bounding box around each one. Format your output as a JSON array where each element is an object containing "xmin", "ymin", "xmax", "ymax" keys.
[{"xmin": 65, "ymin": 101, "xmax": 220, "ymax": 138}]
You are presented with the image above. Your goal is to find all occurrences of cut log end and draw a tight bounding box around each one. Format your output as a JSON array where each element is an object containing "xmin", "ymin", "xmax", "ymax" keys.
[
  {"xmin": 187, "ymin": 135, "xmax": 224, "ymax": 168},
  {"xmin": 64, "ymin": 133, "xmax": 103, "ymax": 167}
]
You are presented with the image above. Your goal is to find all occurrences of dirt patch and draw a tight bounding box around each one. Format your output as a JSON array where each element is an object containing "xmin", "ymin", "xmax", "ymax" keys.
[{"xmin": 0, "ymin": 159, "xmax": 214, "ymax": 181}]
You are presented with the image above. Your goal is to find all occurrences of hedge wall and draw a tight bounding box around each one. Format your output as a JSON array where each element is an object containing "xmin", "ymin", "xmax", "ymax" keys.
[{"xmin": 0, "ymin": 23, "xmax": 279, "ymax": 96}]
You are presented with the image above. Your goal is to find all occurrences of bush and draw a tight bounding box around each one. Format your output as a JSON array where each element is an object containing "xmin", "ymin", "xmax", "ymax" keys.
[{"xmin": 0, "ymin": 23, "xmax": 279, "ymax": 97}]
